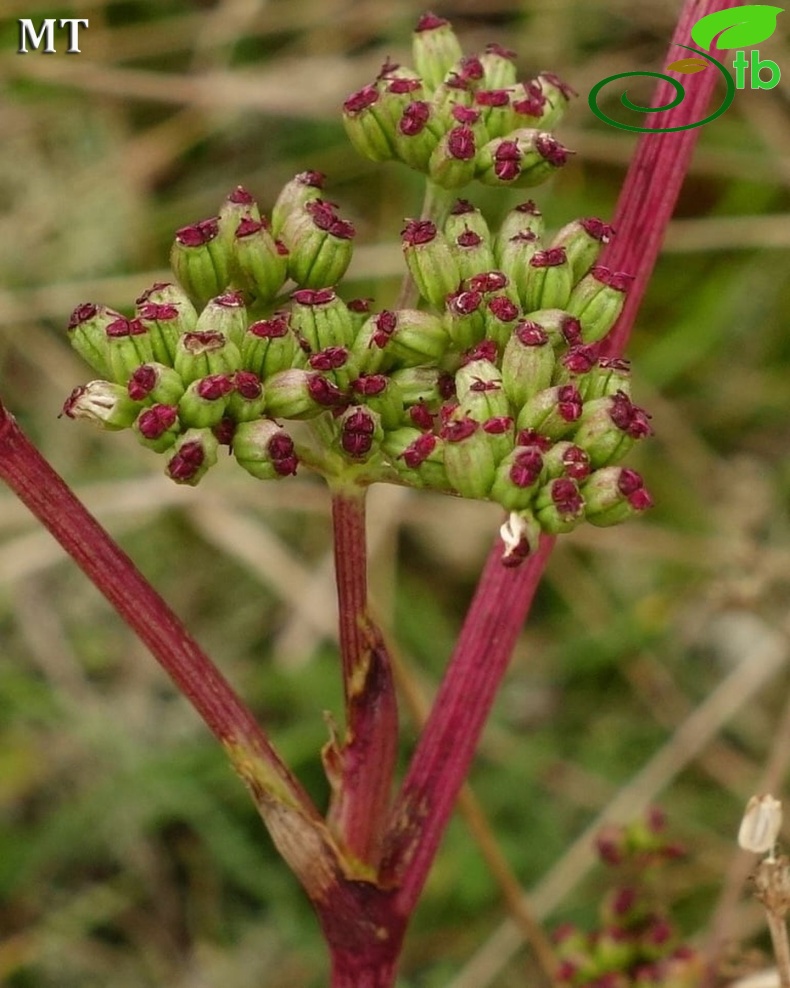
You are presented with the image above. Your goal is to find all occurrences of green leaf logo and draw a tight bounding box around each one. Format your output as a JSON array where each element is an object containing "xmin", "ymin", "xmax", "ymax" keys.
[
  {"xmin": 691, "ymin": 4, "xmax": 784, "ymax": 50},
  {"xmin": 666, "ymin": 57, "xmax": 710, "ymax": 73}
]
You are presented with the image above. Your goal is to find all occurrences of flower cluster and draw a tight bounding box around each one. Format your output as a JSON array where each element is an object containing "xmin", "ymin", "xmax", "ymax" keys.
[
  {"xmin": 63, "ymin": 14, "xmax": 653, "ymax": 566},
  {"xmin": 552, "ymin": 811, "xmax": 700, "ymax": 988},
  {"xmin": 343, "ymin": 13, "xmax": 575, "ymax": 189}
]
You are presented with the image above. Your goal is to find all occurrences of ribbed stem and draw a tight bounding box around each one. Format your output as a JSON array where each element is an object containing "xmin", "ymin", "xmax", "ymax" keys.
[{"xmin": 326, "ymin": 484, "xmax": 398, "ymax": 867}]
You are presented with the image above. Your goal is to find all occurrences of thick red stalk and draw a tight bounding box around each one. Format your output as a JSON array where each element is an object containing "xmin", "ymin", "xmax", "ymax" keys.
[
  {"xmin": 0, "ymin": 402, "xmax": 333, "ymax": 887},
  {"xmin": 601, "ymin": 0, "xmax": 743, "ymax": 356},
  {"xmin": 385, "ymin": 0, "xmax": 735, "ymax": 918},
  {"xmin": 326, "ymin": 485, "xmax": 398, "ymax": 868}
]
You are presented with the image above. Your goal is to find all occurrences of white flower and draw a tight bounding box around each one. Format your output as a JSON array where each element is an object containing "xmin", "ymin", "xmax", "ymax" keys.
[{"xmin": 738, "ymin": 794, "xmax": 783, "ymax": 858}]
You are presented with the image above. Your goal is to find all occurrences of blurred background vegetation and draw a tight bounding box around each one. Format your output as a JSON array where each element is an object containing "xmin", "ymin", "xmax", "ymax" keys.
[{"xmin": 1, "ymin": 1, "xmax": 789, "ymax": 985}]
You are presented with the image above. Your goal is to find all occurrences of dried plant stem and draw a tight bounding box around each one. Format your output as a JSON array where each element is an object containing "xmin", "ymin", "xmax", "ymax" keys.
[{"xmin": 766, "ymin": 911, "xmax": 790, "ymax": 988}]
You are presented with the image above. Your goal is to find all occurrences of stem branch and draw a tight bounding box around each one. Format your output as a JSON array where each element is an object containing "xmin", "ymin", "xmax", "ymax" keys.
[{"xmin": 326, "ymin": 484, "xmax": 398, "ymax": 868}]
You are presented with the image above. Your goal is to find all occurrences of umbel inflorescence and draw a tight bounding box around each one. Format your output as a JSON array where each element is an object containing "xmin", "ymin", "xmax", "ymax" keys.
[{"xmin": 63, "ymin": 12, "xmax": 653, "ymax": 566}]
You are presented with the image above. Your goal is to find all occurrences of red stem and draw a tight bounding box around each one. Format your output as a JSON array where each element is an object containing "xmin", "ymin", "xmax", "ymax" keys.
[
  {"xmin": 327, "ymin": 486, "xmax": 398, "ymax": 868},
  {"xmin": 385, "ymin": 0, "xmax": 735, "ymax": 917},
  {"xmin": 601, "ymin": 0, "xmax": 743, "ymax": 356},
  {"xmin": 0, "ymin": 403, "xmax": 317, "ymax": 824}
]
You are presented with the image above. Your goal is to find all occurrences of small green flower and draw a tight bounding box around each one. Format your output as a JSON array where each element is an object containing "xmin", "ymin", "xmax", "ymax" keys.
[
  {"xmin": 412, "ymin": 13, "xmax": 464, "ymax": 91},
  {"xmin": 233, "ymin": 419, "xmax": 299, "ymax": 479},
  {"xmin": 165, "ymin": 428, "xmax": 219, "ymax": 486},
  {"xmin": 170, "ymin": 218, "xmax": 232, "ymax": 306},
  {"xmin": 62, "ymin": 380, "xmax": 141, "ymax": 430}
]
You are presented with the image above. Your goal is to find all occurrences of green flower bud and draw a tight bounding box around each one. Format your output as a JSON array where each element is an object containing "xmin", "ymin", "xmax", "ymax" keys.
[
  {"xmin": 553, "ymin": 343, "xmax": 600, "ymax": 389},
  {"xmin": 477, "ymin": 130, "xmax": 572, "ymax": 188},
  {"xmin": 572, "ymin": 390, "xmax": 652, "ymax": 467},
  {"xmin": 516, "ymin": 383, "xmax": 583, "ymax": 439},
  {"xmin": 534, "ymin": 476, "xmax": 585, "ymax": 533},
  {"xmin": 165, "ymin": 428, "xmax": 219, "ymax": 486},
  {"xmin": 133, "ymin": 403, "xmax": 182, "ymax": 452},
  {"xmin": 240, "ymin": 314, "xmax": 298, "ymax": 379},
  {"xmin": 532, "ymin": 72, "xmax": 577, "ymax": 129},
  {"xmin": 440, "ymin": 415, "xmax": 496, "ymax": 498},
  {"xmin": 342, "ymin": 85, "xmax": 396, "ymax": 162},
  {"xmin": 499, "ymin": 509, "xmax": 542, "ymax": 567},
  {"xmin": 105, "ymin": 317, "xmax": 155, "ymax": 384},
  {"xmin": 233, "ymin": 418, "xmax": 299, "ymax": 479},
  {"xmin": 66, "ymin": 303, "xmax": 120, "ymax": 379},
  {"xmin": 390, "ymin": 365, "xmax": 455, "ymax": 408},
  {"xmin": 495, "ymin": 200, "xmax": 545, "ymax": 252},
  {"xmin": 385, "ymin": 308, "xmax": 450, "ymax": 366},
  {"xmin": 264, "ymin": 369, "xmax": 345, "ymax": 420},
  {"xmin": 565, "ymin": 265, "xmax": 632, "ymax": 343},
  {"xmin": 522, "ymin": 247, "xmax": 574, "ymax": 311},
  {"xmin": 307, "ymin": 346, "xmax": 353, "ymax": 390},
  {"xmin": 412, "ymin": 13, "xmax": 464, "ymax": 91},
  {"xmin": 521, "ymin": 307, "xmax": 583, "ymax": 350},
  {"xmin": 271, "ymin": 171, "xmax": 325, "ymax": 238},
  {"xmin": 444, "ymin": 198, "xmax": 491, "ymax": 243},
  {"xmin": 377, "ymin": 72, "xmax": 427, "ymax": 129},
  {"xmin": 170, "ymin": 218, "xmax": 231, "ymax": 306},
  {"xmin": 337, "ymin": 405, "xmax": 384, "ymax": 461},
  {"xmin": 134, "ymin": 303, "xmax": 184, "ymax": 365},
  {"xmin": 392, "ymin": 100, "xmax": 443, "ymax": 171},
  {"xmin": 346, "ymin": 297, "xmax": 373, "ymax": 334},
  {"xmin": 490, "ymin": 445, "xmax": 545, "ymax": 510},
  {"xmin": 232, "ymin": 218, "xmax": 288, "ymax": 303},
  {"xmin": 291, "ymin": 287, "xmax": 356, "ymax": 354},
  {"xmin": 541, "ymin": 441, "xmax": 591, "ymax": 481},
  {"xmin": 509, "ymin": 80, "xmax": 555, "ymax": 130},
  {"xmin": 582, "ymin": 467, "xmax": 653, "ymax": 527},
  {"xmin": 177, "ymin": 373, "xmax": 234, "ymax": 429},
  {"xmin": 455, "ymin": 359, "xmax": 509, "ymax": 421},
  {"xmin": 479, "ymin": 43, "xmax": 518, "ymax": 90},
  {"xmin": 550, "ymin": 218, "xmax": 615, "ymax": 283},
  {"xmin": 351, "ymin": 374, "xmax": 405, "ymax": 430},
  {"xmin": 481, "ymin": 414, "xmax": 516, "ymax": 464},
  {"xmin": 495, "ymin": 231, "xmax": 542, "ymax": 294},
  {"xmin": 136, "ymin": 281, "xmax": 199, "ymax": 326},
  {"xmin": 62, "ymin": 380, "xmax": 141, "ymax": 430},
  {"xmin": 194, "ymin": 291, "xmax": 248, "ymax": 348},
  {"xmin": 346, "ymin": 310, "xmax": 398, "ymax": 376},
  {"xmin": 225, "ymin": 370, "xmax": 267, "ymax": 423},
  {"xmin": 431, "ymin": 73, "xmax": 475, "ymax": 128},
  {"xmin": 281, "ymin": 200, "xmax": 355, "ymax": 289},
  {"xmin": 217, "ymin": 186, "xmax": 261, "ymax": 247},
  {"xmin": 449, "ymin": 225, "xmax": 496, "ymax": 281},
  {"xmin": 483, "ymin": 293, "xmax": 521, "ymax": 349},
  {"xmin": 501, "ymin": 321, "xmax": 555, "ymax": 407},
  {"xmin": 444, "ymin": 288, "xmax": 486, "ymax": 351},
  {"xmin": 173, "ymin": 331, "xmax": 241, "ymax": 384},
  {"xmin": 474, "ymin": 88, "xmax": 515, "ymax": 139},
  {"xmin": 428, "ymin": 125, "xmax": 479, "ymax": 189},
  {"xmin": 383, "ymin": 428, "xmax": 449, "ymax": 490},
  {"xmin": 579, "ymin": 356, "xmax": 632, "ymax": 401},
  {"xmin": 401, "ymin": 220, "xmax": 461, "ymax": 307},
  {"xmin": 127, "ymin": 363, "xmax": 185, "ymax": 405}
]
